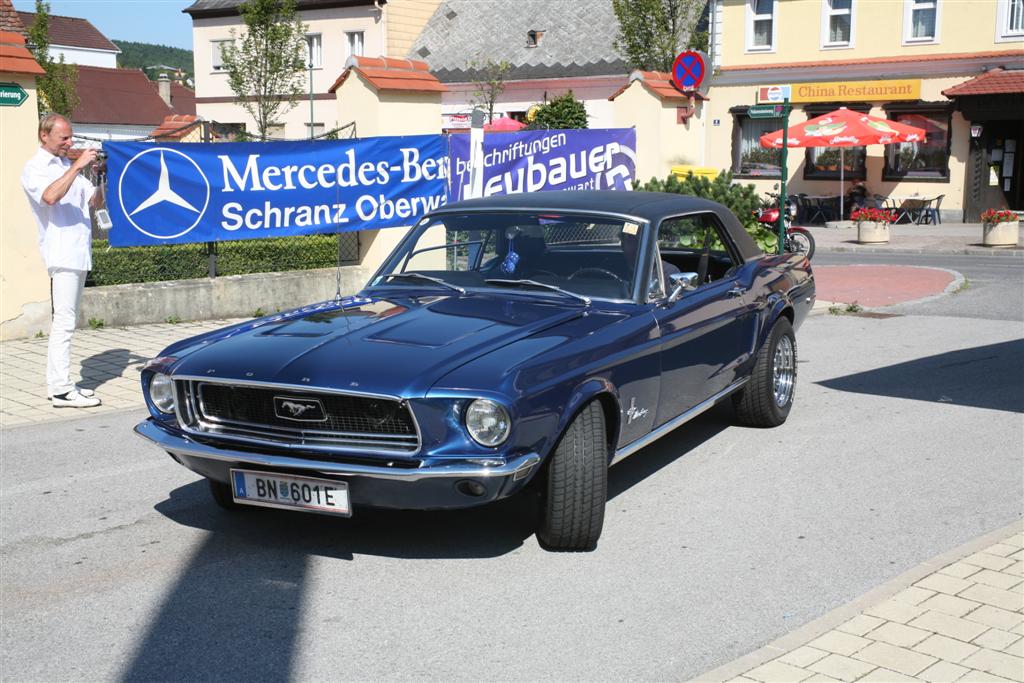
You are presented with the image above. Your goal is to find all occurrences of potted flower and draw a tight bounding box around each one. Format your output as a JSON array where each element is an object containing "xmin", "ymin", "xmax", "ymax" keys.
[
  {"xmin": 980, "ymin": 209, "xmax": 1020, "ymax": 247},
  {"xmin": 851, "ymin": 207, "xmax": 898, "ymax": 244}
]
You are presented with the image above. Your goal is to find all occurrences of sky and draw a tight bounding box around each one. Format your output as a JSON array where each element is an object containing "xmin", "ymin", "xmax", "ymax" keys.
[{"xmin": 12, "ymin": 0, "xmax": 195, "ymax": 50}]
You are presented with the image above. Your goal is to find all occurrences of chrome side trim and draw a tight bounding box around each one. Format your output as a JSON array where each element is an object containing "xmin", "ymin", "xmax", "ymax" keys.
[
  {"xmin": 611, "ymin": 377, "xmax": 749, "ymax": 465},
  {"xmin": 135, "ymin": 420, "xmax": 539, "ymax": 482}
]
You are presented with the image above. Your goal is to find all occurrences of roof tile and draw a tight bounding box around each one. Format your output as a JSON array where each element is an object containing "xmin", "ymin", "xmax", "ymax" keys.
[
  {"xmin": 0, "ymin": 0, "xmax": 26, "ymax": 36},
  {"xmin": 16, "ymin": 11, "xmax": 117, "ymax": 52},
  {"xmin": 0, "ymin": 30, "xmax": 44, "ymax": 75},
  {"xmin": 608, "ymin": 70, "xmax": 708, "ymax": 102},
  {"xmin": 72, "ymin": 65, "xmax": 182, "ymax": 125},
  {"xmin": 329, "ymin": 56, "xmax": 448, "ymax": 94},
  {"xmin": 943, "ymin": 68, "xmax": 1024, "ymax": 97}
]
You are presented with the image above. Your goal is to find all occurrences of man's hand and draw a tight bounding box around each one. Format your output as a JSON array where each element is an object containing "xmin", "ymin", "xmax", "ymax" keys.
[
  {"xmin": 88, "ymin": 188, "xmax": 103, "ymax": 209},
  {"xmin": 71, "ymin": 149, "xmax": 98, "ymax": 173}
]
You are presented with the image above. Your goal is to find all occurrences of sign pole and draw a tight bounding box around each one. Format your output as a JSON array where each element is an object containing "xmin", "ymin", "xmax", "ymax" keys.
[{"xmin": 778, "ymin": 97, "xmax": 790, "ymax": 255}]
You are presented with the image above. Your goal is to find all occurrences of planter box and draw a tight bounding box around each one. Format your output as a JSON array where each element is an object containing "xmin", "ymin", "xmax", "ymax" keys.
[
  {"xmin": 857, "ymin": 221, "xmax": 890, "ymax": 244},
  {"xmin": 982, "ymin": 221, "xmax": 1019, "ymax": 247}
]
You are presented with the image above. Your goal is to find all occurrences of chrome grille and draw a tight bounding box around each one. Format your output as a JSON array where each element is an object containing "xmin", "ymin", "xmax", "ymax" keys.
[{"xmin": 175, "ymin": 379, "xmax": 420, "ymax": 454}]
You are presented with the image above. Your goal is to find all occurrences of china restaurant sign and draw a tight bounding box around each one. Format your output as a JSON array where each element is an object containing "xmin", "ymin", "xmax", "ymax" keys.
[
  {"xmin": 756, "ymin": 79, "xmax": 921, "ymax": 104},
  {"xmin": 105, "ymin": 129, "xmax": 637, "ymax": 247}
]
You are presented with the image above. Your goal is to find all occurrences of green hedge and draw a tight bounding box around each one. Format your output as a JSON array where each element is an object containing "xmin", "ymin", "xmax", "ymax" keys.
[{"xmin": 88, "ymin": 233, "xmax": 353, "ymax": 286}]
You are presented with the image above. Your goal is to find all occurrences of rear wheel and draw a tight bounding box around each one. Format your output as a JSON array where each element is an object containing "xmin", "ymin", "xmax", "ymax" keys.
[
  {"xmin": 208, "ymin": 478, "xmax": 242, "ymax": 510},
  {"xmin": 537, "ymin": 401, "xmax": 608, "ymax": 551},
  {"xmin": 733, "ymin": 317, "xmax": 797, "ymax": 427}
]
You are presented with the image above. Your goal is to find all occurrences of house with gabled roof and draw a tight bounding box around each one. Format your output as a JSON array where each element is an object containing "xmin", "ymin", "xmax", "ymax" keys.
[
  {"xmin": 71, "ymin": 65, "xmax": 195, "ymax": 142},
  {"xmin": 15, "ymin": 9, "xmax": 119, "ymax": 67}
]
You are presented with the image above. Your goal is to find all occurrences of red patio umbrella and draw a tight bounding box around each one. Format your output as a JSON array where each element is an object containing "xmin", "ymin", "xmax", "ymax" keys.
[
  {"xmin": 760, "ymin": 107, "xmax": 928, "ymax": 218},
  {"xmin": 484, "ymin": 116, "xmax": 527, "ymax": 132}
]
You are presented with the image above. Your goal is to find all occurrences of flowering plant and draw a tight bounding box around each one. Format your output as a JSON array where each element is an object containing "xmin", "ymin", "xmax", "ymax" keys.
[
  {"xmin": 850, "ymin": 207, "xmax": 898, "ymax": 225},
  {"xmin": 980, "ymin": 209, "xmax": 1018, "ymax": 224}
]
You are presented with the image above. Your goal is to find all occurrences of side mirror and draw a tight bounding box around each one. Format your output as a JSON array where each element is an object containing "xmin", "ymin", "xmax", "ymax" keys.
[{"xmin": 667, "ymin": 271, "xmax": 699, "ymax": 302}]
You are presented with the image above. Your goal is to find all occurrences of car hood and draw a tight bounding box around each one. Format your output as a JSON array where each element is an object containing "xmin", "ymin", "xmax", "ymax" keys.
[{"xmin": 169, "ymin": 293, "xmax": 586, "ymax": 397}]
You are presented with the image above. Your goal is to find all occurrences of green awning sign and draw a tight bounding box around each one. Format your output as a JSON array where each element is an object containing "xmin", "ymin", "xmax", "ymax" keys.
[{"xmin": 0, "ymin": 83, "xmax": 29, "ymax": 107}]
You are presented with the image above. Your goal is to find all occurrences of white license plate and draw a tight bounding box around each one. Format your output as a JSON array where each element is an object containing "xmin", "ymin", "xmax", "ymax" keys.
[{"xmin": 230, "ymin": 469, "xmax": 350, "ymax": 516}]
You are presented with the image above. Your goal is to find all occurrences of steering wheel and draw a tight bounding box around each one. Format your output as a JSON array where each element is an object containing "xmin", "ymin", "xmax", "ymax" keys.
[{"xmin": 568, "ymin": 267, "xmax": 626, "ymax": 284}]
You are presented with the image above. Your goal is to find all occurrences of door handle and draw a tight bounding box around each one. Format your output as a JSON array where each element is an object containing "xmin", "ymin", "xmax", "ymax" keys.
[{"xmin": 727, "ymin": 286, "xmax": 747, "ymax": 298}]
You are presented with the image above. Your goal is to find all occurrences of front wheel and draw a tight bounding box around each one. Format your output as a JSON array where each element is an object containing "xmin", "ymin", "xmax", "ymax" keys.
[
  {"xmin": 537, "ymin": 401, "xmax": 608, "ymax": 551},
  {"xmin": 733, "ymin": 317, "xmax": 797, "ymax": 427},
  {"xmin": 786, "ymin": 227, "xmax": 815, "ymax": 260}
]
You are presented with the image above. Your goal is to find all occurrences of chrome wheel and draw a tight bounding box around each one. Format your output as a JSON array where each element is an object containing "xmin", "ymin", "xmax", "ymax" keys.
[{"xmin": 773, "ymin": 335, "xmax": 795, "ymax": 407}]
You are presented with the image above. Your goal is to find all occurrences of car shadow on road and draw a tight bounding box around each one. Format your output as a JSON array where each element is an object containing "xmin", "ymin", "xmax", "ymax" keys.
[
  {"xmin": 121, "ymin": 482, "xmax": 538, "ymax": 681},
  {"xmin": 816, "ymin": 338, "xmax": 1024, "ymax": 413},
  {"xmin": 78, "ymin": 348, "xmax": 150, "ymax": 395}
]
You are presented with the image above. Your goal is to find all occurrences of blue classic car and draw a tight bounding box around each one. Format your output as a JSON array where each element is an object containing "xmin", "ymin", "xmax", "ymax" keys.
[{"xmin": 136, "ymin": 191, "xmax": 815, "ymax": 550}]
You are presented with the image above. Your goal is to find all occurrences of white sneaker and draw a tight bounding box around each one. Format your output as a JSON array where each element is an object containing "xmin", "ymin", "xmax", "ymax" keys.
[
  {"xmin": 47, "ymin": 386, "xmax": 95, "ymax": 400},
  {"xmin": 52, "ymin": 389, "xmax": 102, "ymax": 408}
]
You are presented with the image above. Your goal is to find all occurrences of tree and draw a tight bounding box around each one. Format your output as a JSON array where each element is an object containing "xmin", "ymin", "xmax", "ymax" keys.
[
  {"xmin": 612, "ymin": 0, "xmax": 705, "ymax": 72},
  {"xmin": 220, "ymin": 0, "xmax": 308, "ymax": 139},
  {"xmin": 469, "ymin": 58, "xmax": 511, "ymax": 123},
  {"xmin": 27, "ymin": 1, "xmax": 79, "ymax": 116},
  {"xmin": 527, "ymin": 91, "xmax": 588, "ymax": 130}
]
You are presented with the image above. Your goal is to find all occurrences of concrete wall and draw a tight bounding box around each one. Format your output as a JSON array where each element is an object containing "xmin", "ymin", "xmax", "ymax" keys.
[
  {"xmin": 612, "ymin": 81, "xmax": 706, "ymax": 185},
  {"xmin": 50, "ymin": 45, "xmax": 117, "ymax": 68},
  {"xmin": 78, "ymin": 265, "xmax": 377, "ymax": 329},
  {"xmin": 385, "ymin": 0, "xmax": 442, "ymax": 58},
  {"xmin": 0, "ymin": 73, "xmax": 51, "ymax": 341}
]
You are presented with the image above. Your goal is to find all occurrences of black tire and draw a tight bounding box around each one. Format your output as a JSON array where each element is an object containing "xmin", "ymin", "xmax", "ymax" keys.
[
  {"xmin": 537, "ymin": 401, "xmax": 608, "ymax": 551},
  {"xmin": 208, "ymin": 478, "xmax": 242, "ymax": 511},
  {"xmin": 733, "ymin": 317, "xmax": 797, "ymax": 427},
  {"xmin": 787, "ymin": 228, "xmax": 815, "ymax": 260}
]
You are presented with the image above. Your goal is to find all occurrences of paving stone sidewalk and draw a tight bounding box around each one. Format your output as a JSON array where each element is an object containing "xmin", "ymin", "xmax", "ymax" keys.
[
  {"xmin": 0, "ymin": 318, "xmax": 245, "ymax": 428},
  {"xmin": 695, "ymin": 523, "xmax": 1024, "ymax": 683}
]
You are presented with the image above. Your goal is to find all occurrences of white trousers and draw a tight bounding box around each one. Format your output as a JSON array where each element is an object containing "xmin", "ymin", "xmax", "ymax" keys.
[{"xmin": 47, "ymin": 268, "xmax": 86, "ymax": 396}]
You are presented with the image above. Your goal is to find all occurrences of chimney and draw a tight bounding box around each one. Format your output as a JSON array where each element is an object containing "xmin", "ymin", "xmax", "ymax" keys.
[{"xmin": 157, "ymin": 73, "xmax": 171, "ymax": 106}]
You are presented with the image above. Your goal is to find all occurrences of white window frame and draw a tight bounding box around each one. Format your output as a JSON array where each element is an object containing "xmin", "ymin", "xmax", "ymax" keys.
[
  {"xmin": 745, "ymin": 0, "xmax": 778, "ymax": 53},
  {"xmin": 345, "ymin": 31, "xmax": 365, "ymax": 60},
  {"xmin": 305, "ymin": 33, "xmax": 322, "ymax": 69},
  {"xmin": 903, "ymin": 0, "xmax": 941, "ymax": 45},
  {"xmin": 211, "ymin": 39, "xmax": 231, "ymax": 72},
  {"xmin": 996, "ymin": 0, "xmax": 1024, "ymax": 42},
  {"xmin": 820, "ymin": 0, "xmax": 855, "ymax": 49}
]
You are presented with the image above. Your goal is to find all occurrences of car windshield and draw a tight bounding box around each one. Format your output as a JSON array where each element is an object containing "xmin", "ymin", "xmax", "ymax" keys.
[{"xmin": 371, "ymin": 211, "xmax": 645, "ymax": 301}]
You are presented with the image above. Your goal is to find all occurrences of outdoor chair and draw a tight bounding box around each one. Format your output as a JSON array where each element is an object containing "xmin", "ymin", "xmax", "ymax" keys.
[
  {"xmin": 920, "ymin": 195, "xmax": 944, "ymax": 225},
  {"xmin": 804, "ymin": 197, "xmax": 836, "ymax": 225}
]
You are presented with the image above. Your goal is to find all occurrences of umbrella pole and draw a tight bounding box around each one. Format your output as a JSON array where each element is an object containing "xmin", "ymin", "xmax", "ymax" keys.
[{"xmin": 840, "ymin": 148, "xmax": 845, "ymax": 221}]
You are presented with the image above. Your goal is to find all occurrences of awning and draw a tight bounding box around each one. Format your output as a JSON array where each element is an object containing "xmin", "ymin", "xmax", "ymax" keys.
[{"xmin": 942, "ymin": 68, "xmax": 1024, "ymax": 97}]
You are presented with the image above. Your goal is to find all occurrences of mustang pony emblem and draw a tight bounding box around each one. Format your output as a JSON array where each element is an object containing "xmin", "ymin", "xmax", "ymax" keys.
[{"xmin": 273, "ymin": 396, "xmax": 327, "ymax": 422}]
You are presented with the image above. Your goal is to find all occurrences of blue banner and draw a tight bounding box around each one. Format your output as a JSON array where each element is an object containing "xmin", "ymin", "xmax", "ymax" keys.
[
  {"xmin": 105, "ymin": 135, "xmax": 447, "ymax": 246},
  {"xmin": 447, "ymin": 128, "xmax": 637, "ymax": 201}
]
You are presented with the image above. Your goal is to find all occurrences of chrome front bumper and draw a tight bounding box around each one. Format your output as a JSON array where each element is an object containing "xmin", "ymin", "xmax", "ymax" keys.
[{"xmin": 134, "ymin": 419, "xmax": 541, "ymax": 483}]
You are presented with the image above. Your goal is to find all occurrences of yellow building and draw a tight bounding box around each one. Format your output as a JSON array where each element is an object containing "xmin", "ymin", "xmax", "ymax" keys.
[{"xmin": 703, "ymin": 0, "xmax": 1024, "ymax": 220}]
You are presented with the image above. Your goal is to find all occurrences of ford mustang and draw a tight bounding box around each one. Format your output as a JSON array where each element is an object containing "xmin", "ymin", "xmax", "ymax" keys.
[{"xmin": 136, "ymin": 191, "xmax": 815, "ymax": 550}]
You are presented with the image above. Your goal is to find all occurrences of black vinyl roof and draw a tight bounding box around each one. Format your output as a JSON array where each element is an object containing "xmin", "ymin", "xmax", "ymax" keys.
[{"xmin": 435, "ymin": 191, "xmax": 763, "ymax": 261}]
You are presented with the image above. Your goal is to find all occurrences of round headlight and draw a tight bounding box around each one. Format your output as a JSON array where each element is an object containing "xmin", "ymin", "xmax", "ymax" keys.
[
  {"xmin": 149, "ymin": 373, "xmax": 175, "ymax": 414},
  {"xmin": 464, "ymin": 399, "xmax": 511, "ymax": 447}
]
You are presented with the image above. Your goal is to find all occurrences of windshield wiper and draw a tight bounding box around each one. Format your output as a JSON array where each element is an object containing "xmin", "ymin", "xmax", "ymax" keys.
[
  {"xmin": 484, "ymin": 279, "xmax": 591, "ymax": 306},
  {"xmin": 383, "ymin": 272, "xmax": 465, "ymax": 294}
]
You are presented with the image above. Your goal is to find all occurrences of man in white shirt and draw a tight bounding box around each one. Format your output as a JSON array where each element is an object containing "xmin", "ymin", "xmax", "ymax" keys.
[{"xmin": 21, "ymin": 113, "xmax": 103, "ymax": 408}]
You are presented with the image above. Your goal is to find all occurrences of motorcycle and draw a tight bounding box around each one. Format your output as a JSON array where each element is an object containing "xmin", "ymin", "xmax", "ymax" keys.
[{"xmin": 755, "ymin": 192, "xmax": 815, "ymax": 259}]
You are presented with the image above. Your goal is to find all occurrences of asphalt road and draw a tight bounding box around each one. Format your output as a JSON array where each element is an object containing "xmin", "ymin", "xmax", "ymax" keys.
[{"xmin": 2, "ymin": 257, "xmax": 1022, "ymax": 682}]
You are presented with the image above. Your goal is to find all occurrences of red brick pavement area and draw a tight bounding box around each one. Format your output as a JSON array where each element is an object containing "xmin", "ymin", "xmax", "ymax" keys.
[{"xmin": 813, "ymin": 265, "xmax": 957, "ymax": 308}]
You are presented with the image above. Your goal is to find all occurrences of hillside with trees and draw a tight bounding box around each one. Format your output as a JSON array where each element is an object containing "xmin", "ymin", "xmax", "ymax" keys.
[{"xmin": 113, "ymin": 40, "xmax": 194, "ymax": 84}]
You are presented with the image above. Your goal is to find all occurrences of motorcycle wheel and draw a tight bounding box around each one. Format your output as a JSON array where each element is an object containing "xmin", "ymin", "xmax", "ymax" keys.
[{"xmin": 786, "ymin": 227, "xmax": 815, "ymax": 260}]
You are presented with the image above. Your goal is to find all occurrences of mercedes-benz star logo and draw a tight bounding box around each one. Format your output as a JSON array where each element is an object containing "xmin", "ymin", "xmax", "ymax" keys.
[{"xmin": 118, "ymin": 147, "xmax": 210, "ymax": 240}]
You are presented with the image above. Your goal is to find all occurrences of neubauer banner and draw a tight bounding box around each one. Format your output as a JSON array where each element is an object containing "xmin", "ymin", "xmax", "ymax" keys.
[
  {"xmin": 105, "ymin": 135, "xmax": 447, "ymax": 246},
  {"xmin": 447, "ymin": 129, "xmax": 637, "ymax": 201}
]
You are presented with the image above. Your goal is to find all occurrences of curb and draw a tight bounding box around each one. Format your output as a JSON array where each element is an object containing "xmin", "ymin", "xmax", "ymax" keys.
[
  {"xmin": 818, "ymin": 245, "xmax": 1024, "ymax": 258},
  {"xmin": 689, "ymin": 518, "xmax": 1024, "ymax": 683}
]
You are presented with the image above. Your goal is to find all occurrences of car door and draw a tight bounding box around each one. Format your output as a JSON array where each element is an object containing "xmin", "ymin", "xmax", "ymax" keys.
[{"xmin": 652, "ymin": 212, "xmax": 758, "ymax": 428}]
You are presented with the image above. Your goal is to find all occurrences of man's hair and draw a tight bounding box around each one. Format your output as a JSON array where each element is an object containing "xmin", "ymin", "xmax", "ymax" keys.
[{"xmin": 38, "ymin": 113, "xmax": 69, "ymax": 140}]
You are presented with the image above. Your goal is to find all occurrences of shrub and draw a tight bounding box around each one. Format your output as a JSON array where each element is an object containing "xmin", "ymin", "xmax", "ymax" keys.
[
  {"xmin": 527, "ymin": 91, "xmax": 588, "ymax": 130},
  {"xmin": 634, "ymin": 170, "xmax": 778, "ymax": 251}
]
